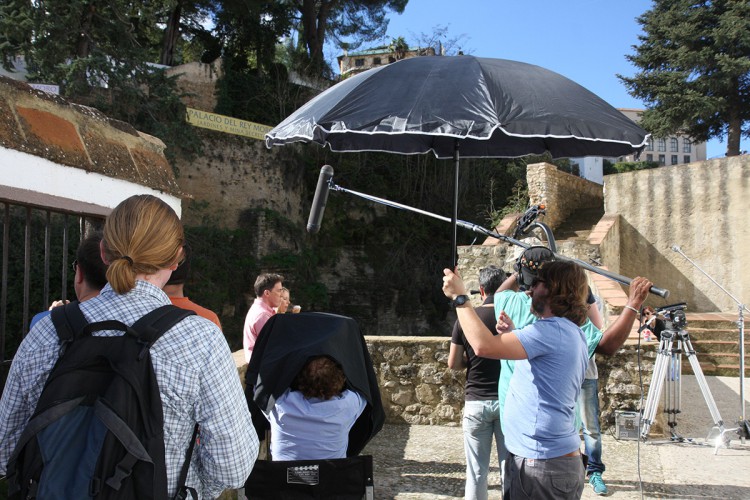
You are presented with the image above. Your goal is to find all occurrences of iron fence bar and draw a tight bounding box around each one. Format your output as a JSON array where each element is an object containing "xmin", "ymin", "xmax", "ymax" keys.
[
  {"xmin": 1, "ymin": 203, "xmax": 8, "ymax": 363},
  {"xmin": 61, "ymin": 214, "xmax": 68, "ymax": 302},
  {"xmin": 43, "ymin": 210, "xmax": 51, "ymax": 309},
  {"xmin": 22, "ymin": 207, "xmax": 31, "ymax": 336}
]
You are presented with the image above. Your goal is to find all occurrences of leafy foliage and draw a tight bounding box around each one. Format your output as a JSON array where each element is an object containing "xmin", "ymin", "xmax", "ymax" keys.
[
  {"xmin": 619, "ymin": 0, "xmax": 750, "ymax": 156},
  {"xmin": 603, "ymin": 160, "xmax": 660, "ymax": 175}
]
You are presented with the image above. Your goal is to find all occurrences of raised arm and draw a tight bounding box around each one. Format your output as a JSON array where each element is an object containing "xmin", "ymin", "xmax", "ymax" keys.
[
  {"xmin": 498, "ymin": 273, "xmax": 519, "ymax": 292},
  {"xmin": 443, "ymin": 269, "xmax": 527, "ymax": 360},
  {"xmin": 595, "ymin": 277, "xmax": 652, "ymax": 355}
]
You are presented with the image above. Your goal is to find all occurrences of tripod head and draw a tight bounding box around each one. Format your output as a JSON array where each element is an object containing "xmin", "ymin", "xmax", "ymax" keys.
[{"xmin": 657, "ymin": 302, "xmax": 688, "ymax": 330}]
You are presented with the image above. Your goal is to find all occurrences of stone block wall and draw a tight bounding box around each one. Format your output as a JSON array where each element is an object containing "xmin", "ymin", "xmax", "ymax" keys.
[
  {"xmin": 166, "ymin": 60, "xmax": 222, "ymax": 112},
  {"xmin": 526, "ymin": 162, "xmax": 603, "ymax": 230},
  {"xmin": 603, "ymin": 156, "xmax": 750, "ymax": 312},
  {"xmin": 234, "ymin": 337, "xmax": 658, "ymax": 431},
  {"xmin": 366, "ymin": 337, "xmax": 464, "ymax": 426}
]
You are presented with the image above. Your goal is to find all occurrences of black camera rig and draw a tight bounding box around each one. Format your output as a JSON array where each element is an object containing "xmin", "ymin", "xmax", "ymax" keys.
[{"xmin": 656, "ymin": 302, "xmax": 688, "ymax": 330}]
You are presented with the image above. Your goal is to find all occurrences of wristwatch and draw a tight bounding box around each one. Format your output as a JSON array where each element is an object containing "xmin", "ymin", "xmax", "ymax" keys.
[{"xmin": 452, "ymin": 295, "xmax": 470, "ymax": 308}]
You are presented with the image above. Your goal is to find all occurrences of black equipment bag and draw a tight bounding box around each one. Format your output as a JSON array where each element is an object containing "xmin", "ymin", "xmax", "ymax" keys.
[
  {"xmin": 244, "ymin": 455, "xmax": 374, "ymax": 500},
  {"xmin": 6, "ymin": 303, "xmax": 196, "ymax": 500}
]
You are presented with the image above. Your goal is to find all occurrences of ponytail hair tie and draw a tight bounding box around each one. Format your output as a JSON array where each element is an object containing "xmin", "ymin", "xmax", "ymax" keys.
[{"xmin": 120, "ymin": 255, "xmax": 134, "ymax": 265}]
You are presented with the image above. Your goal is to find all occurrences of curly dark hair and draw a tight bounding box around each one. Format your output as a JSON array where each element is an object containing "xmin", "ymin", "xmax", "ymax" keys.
[
  {"xmin": 538, "ymin": 261, "xmax": 589, "ymax": 326},
  {"xmin": 292, "ymin": 356, "xmax": 347, "ymax": 400}
]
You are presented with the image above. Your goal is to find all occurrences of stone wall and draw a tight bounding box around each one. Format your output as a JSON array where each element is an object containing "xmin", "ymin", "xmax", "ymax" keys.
[
  {"xmin": 365, "ymin": 337, "xmax": 463, "ymax": 425},
  {"xmin": 234, "ymin": 338, "xmax": 658, "ymax": 430},
  {"xmin": 166, "ymin": 60, "xmax": 223, "ymax": 112},
  {"xmin": 175, "ymin": 132, "xmax": 307, "ymax": 230},
  {"xmin": 526, "ymin": 162, "xmax": 603, "ymax": 230},
  {"xmin": 602, "ymin": 156, "xmax": 750, "ymax": 312}
]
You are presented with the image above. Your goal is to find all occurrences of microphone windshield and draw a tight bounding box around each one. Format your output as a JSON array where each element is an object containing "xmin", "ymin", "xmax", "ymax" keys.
[
  {"xmin": 307, "ymin": 165, "xmax": 334, "ymax": 233},
  {"xmin": 671, "ymin": 245, "xmax": 681, "ymax": 252}
]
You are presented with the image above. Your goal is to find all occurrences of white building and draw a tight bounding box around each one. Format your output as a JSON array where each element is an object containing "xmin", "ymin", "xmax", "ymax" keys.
[{"xmin": 571, "ymin": 108, "xmax": 707, "ymax": 184}]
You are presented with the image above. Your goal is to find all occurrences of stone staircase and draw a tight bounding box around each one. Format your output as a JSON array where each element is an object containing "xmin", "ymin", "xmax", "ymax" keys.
[
  {"xmin": 553, "ymin": 207, "xmax": 748, "ymax": 378},
  {"xmin": 679, "ymin": 313, "xmax": 748, "ymax": 377}
]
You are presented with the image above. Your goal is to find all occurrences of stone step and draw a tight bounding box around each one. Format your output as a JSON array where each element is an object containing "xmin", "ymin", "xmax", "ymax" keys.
[
  {"xmin": 684, "ymin": 320, "xmax": 740, "ymax": 330},
  {"xmin": 553, "ymin": 206, "xmax": 604, "ymax": 242},
  {"xmin": 683, "ymin": 313, "xmax": 738, "ymax": 330},
  {"xmin": 681, "ymin": 353, "xmax": 748, "ymax": 377},
  {"xmin": 689, "ymin": 339, "xmax": 750, "ymax": 354},
  {"xmin": 687, "ymin": 363, "xmax": 743, "ymax": 377},
  {"xmin": 686, "ymin": 327, "xmax": 744, "ymax": 340}
]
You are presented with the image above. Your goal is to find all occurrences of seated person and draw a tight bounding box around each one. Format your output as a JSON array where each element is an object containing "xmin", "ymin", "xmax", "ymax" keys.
[
  {"xmin": 266, "ymin": 355, "xmax": 366, "ymax": 461},
  {"xmin": 639, "ymin": 306, "xmax": 666, "ymax": 340},
  {"xmin": 275, "ymin": 287, "xmax": 290, "ymax": 314}
]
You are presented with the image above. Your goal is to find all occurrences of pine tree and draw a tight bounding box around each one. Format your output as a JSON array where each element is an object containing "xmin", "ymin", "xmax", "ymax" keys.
[{"xmin": 619, "ymin": 0, "xmax": 750, "ymax": 156}]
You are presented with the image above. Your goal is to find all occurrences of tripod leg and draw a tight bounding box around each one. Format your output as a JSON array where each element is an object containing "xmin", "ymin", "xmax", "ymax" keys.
[
  {"xmin": 666, "ymin": 351, "xmax": 682, "ymax": 439},
  {"xmin": 682, "ymin": 333, "xmax": 730, "ymax": 452},
  {"xmin": 641, "ymin": 338, "xmax": 672, "ymax": 439}
]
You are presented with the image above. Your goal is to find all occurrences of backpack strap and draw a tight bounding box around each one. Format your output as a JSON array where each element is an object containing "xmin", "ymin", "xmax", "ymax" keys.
[
  {"xmin": 50, "ymin": 301, "xmax": 87, "ymax": 355},
  {"xmin": 132, "ymin": 305, "xmax": 196, "ymax": 345},
  {"xmin": 173, "ymin": 423, "xmax": 200, "ymax": 500},
  {"xmin": 102, "ymin": 304, "xmax": 197, "ymax": 494},
  {"xmin": 126, "ymin": 305, "xmax": 196, "ymax": 361}
]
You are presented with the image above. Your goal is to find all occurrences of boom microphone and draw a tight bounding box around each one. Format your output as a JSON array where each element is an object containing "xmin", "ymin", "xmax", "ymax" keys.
[
  {"xmin": 307, "ymin": 165, "xmax": 334, "ymax": 233},
  {"xmin": 671, "ymin": 244, "xmax": 681, "ymax": 253}
]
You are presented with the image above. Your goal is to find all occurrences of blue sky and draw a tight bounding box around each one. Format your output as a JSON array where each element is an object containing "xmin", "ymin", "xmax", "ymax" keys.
[{"xmin": 326, "ymin": 0, "xmax": 729, "ymax": 158}]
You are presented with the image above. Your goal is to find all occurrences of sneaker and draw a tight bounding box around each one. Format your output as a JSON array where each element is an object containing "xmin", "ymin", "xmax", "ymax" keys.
[{"xmin": 589, "ymin": 472, "xmax": 608, "ymax": 495}]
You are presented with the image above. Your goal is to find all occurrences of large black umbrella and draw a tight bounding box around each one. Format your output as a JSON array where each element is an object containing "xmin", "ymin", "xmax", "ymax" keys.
[{"xmin": 266, "ymin": 55, "xmax": 649, "ymax": 264}]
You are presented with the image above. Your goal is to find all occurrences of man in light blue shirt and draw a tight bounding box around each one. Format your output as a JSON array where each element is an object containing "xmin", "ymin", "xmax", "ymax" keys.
[{"xmin": 444, "ymin": 260, "xmax": 652, "ymax": 500}]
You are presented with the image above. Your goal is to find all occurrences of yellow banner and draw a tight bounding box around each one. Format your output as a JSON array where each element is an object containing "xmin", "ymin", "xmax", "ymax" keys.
[{"xmin": 185, "ymin": 108, "xmax": 272, "ymax": 140}]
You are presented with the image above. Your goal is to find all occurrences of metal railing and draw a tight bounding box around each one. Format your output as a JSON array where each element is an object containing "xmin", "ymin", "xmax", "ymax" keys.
[{"xmin": 0, "ymin": 201, "xmax": 103, "ymax": 390}]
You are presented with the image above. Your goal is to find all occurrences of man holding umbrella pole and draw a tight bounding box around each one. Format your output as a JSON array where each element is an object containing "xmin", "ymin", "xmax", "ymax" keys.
[{"xmin": 444, "ymin": 261, "xmax": 601, "ymax": 500}]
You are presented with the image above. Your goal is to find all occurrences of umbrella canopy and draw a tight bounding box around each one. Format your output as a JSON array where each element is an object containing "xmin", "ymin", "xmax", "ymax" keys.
[
  {"xmin": 266, "ymin": 55, "xmax": 649, "ymax": 266},
  {"xmin": 265, "ymin": 55, "xmax": 649, "ymax": 159}
]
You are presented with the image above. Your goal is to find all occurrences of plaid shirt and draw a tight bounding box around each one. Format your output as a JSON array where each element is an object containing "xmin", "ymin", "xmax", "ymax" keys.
[{"xmin": 0, "ymin": 281, "xmax": 258, "ymax": 499}]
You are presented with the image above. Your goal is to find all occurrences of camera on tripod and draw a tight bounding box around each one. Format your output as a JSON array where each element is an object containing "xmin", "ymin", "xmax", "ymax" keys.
[{"xmin": 656, "ymin": 302, "xmax": 688, "ymax": 330}]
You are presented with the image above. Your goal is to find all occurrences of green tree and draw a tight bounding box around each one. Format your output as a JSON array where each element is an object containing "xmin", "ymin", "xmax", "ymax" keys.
[
  {"xmin": 158, "ymin": 0, "xmax": 218, "ymax": 66},
  {"xmin": 295, "ymin": 0, "xmax": 408, "ymax": 76},
  {"xmin": 619, "ymin": 0, "xmax": 750, "ymax": 157},
  {"xmin": 388, "ymin": 36, "xmax": 408, "ymax": 60}
]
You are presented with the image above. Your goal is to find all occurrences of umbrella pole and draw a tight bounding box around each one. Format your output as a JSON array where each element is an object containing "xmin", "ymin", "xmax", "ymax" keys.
[{"xmin": 452, "ymin": 140, "xmax": 460, "ymax": 269}]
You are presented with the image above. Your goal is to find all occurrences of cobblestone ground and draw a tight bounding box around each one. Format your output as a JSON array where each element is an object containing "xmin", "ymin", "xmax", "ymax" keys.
[{"xmin": 363, "ymin": 376, "xmax": 750, "ymax": 499}]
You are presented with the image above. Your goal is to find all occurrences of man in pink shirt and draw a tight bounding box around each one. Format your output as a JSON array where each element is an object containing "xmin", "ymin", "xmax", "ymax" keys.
[{"xmin": 243, "ymin": 273, "xmax": 284, "ymax": 363}]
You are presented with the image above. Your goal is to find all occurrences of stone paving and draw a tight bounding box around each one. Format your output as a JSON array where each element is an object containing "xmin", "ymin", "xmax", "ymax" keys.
[{"xmin": 363, "ymin": 375, "xmax": 750, "ymax": 499}]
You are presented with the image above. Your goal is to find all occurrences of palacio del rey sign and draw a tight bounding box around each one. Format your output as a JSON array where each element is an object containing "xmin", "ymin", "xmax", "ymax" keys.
[{"xmin": 186, "ymin": 108, "xmax": 271, "ymax": 140}]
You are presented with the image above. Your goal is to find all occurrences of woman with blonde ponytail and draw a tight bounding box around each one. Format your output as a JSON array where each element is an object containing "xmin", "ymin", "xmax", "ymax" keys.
[{"xmin": 0, "ymin": 194, "xmax": 258, "ymax": 498}]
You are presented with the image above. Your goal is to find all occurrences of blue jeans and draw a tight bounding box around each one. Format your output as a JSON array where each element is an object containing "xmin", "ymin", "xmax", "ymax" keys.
[
  {"xmin": 463, "ymin": 400, "xmax": 506, "ymax": 500},
  {"xmin": 579, "ymin": 378, "xmax": 605, "ymax": 475}
]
